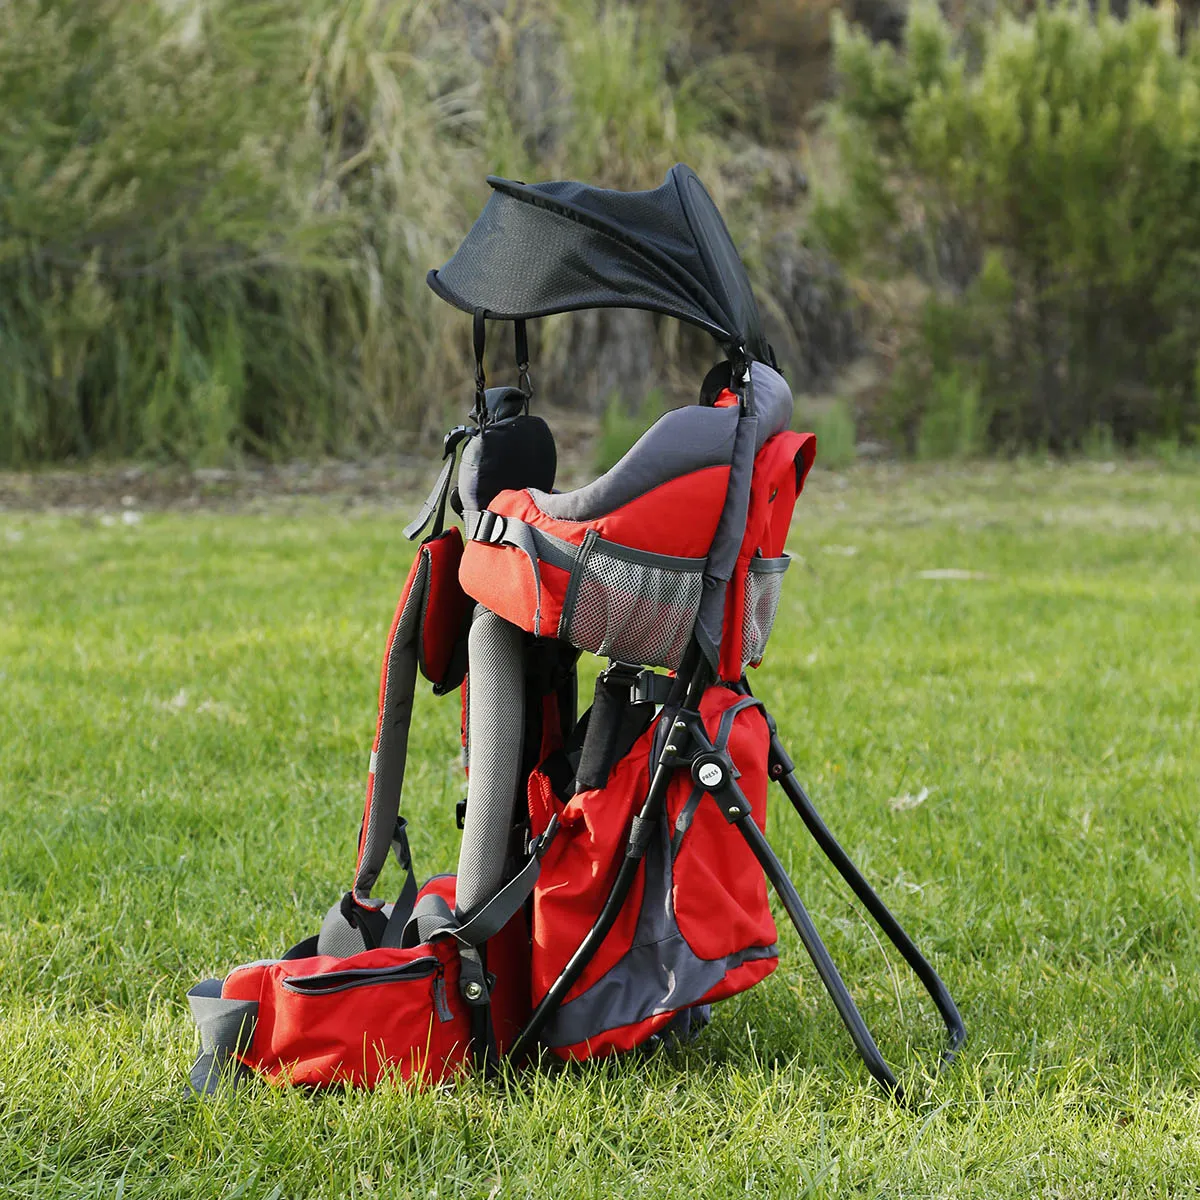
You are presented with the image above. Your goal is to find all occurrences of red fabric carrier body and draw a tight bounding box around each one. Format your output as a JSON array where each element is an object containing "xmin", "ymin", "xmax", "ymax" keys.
[
  {"xmin": 526, "ymin": 686, "xmax": 778, "ymax": 1060},
  {"xmin": 458, "ymin": 466, "xmax": 729, "ymax": 648},
  {"xmin": 719, "ymin": 429, "xmax": 816, "ymax": 680},
  {"xmin": 220, "ymin": 877, "xmax": 529, "ymax": 1088}
]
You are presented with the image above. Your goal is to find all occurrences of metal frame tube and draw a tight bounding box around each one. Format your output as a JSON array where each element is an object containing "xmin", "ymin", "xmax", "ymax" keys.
[{"xmin": 735, "ymin": 814, "xmax": 900, "ymax": 1093}]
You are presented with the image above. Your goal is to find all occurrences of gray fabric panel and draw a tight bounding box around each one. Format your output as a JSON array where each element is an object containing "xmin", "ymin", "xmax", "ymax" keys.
[
  {"xmin": 529, "ymin": 405, "xmax": 738, "ymax": 521},
  {"xmin": 528, "ymin": 363, "xmax": 791, "ymax": 525},
  {"xmin": 544, "ymin": 800, "xmax": 776, "ymax": 1048},
  {"xmin": 695, "ymin": 371, "xmax": 761, "ymax": 667},
  {"xmin": 317, "ymin": 898, "xmax": 370, "ymax": 958},
  {"xmin": 748, "ymin": 361, "xmax": 793, "ymax": 444},
  {"xmin": 354, "ymin": 555, "xmax": 426, "ymax": 899},
  {"xmin": 546, "ymin": 935, "xmax": 778, "ymax": 1049},
  {"xmin": 455, "ymin": 608, "xmax": 525, "ymax": 914},
  {"xmin": 186, "ymin": 980, "xmax": 258, "ymax": 1095}
]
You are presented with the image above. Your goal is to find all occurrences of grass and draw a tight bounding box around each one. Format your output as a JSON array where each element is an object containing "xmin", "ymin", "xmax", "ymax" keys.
[{"xmin": 1, "ymin": 460, "xmax": 1199, "ymax": 1197}]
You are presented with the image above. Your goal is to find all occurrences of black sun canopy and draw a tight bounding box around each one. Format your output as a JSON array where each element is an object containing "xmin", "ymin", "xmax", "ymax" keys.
[{"xmin": 428, "ymin": 164, "xmax": 772, "ymax": 365}]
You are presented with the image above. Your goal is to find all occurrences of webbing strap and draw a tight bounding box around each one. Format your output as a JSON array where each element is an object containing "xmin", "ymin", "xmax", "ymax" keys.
[
  {"xmin": 404, "ymin": 426, "xmax": 473, "ymax": 542},
  {"xmin": 464, "ymin": 510, "xmax": 579, "ymax": 637},
  {"xmin": 473, "ymin": 309, "xmax": 488, "ymax": 419},
  {"xmin": 393, "ymin": 817, "xmax": 560, "ymax": 950},
  {"xmin": 352, "ymin": 558, "xmax": 426, "ymax": 907},
  {"xmin": 390, "ymin": 817, "xmax": 419, "ymax": 932},
  {"xmin": 515, "ymin": 319, "xmax": 532, "ymax": 400}
]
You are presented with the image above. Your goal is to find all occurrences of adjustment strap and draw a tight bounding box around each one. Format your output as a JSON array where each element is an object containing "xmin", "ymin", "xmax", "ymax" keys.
[
  {"xmin": 397, "ymin": 817, "xmax": 559, "ymax": 949},
  {"xmin": 464, "ymin": 511, "xmax": 578, "ymax": 573},
  {"xmin": 390, "ymin": 817, "xmax": 419, "ymax": 930},
  {"xmin": 463, "ymin": 511, "xmax": 581, "ymax": 638},
  {"xmin": 404, "ymin": 426, "xmax": 472, "ymax": 542}
]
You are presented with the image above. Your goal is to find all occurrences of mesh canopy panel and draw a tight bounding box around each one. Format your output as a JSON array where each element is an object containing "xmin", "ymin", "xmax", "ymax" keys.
[{"xmin": 428, "ymin": 165, "xmax": 771, "ymax": 362}]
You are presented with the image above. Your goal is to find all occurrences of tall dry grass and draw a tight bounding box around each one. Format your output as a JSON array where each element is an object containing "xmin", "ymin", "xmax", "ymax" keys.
[{"xmin": 0, "ymin": 0, "xmax": 732, "ymax": 464}]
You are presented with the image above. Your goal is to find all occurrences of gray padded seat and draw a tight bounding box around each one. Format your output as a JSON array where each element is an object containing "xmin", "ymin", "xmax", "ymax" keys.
[{"xmin": 530, "ymin": 363, "xmax": 793, "ymax": 523}]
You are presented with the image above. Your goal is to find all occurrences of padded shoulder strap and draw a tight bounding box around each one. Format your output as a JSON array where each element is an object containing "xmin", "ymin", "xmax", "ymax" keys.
[{"xmin": 352, "ymin": 552, "xmax": 429, "ymax": 909}]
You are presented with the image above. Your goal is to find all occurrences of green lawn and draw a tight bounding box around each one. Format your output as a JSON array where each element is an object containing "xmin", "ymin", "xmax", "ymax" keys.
[{"xmin": 2, "ymin": 462, "xmax": 1198, "ymax": 1198}]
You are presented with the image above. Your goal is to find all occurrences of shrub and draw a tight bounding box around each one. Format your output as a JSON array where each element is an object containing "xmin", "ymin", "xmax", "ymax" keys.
[
  {"xmin": 803, "ymin": 399, "xmax": 858, "ymax": 468},
  {"xmin": 0, "ymin": 0, "xmax": 471, "ymax": 465},
  {"xmin": 594, "ymin": 390, "xmax": 665, "ymax": 474},
  {"xmin": 816, "ymin": 2, "xmax": 1200, "ymax": 453}
]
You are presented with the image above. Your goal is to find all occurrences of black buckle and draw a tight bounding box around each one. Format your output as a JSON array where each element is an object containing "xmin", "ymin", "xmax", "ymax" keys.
[
  {"xmin": 631, "ymin": 669, "xmax": 672, "ymax": 706},
  {"xmin": 472, "ymin": 511, "xmax": 507, "ymax": 544},
  {"xmin": 597, "ymin": 662, "xmax": 640, "ymax": 690},
  {"xmin": 525, "ymin": 813, "xmax": 560, "ymax": 860},
  {"xmin": 599, "ymin": 664, "xmax": 671, "ymax": 706}
]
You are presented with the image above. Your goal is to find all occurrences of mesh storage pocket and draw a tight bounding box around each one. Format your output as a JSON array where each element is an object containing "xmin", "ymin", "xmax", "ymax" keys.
[
  {"xmin": 559, "ymin": 532, "xmax": 705, "ymax": 669},
  {"xmin": 742, "ymin": 554, "xmax": 790, "ymax": 666}
]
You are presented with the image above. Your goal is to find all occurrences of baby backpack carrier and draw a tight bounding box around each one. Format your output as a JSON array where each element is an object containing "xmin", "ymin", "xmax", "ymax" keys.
[{"xmin": 186, "ymin": 166, "xmax": 963, "ymax": 1098}]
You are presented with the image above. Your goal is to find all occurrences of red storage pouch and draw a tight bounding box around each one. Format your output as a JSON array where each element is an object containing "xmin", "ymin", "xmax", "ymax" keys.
[
  {"xmin": 528, "ymin": 687, "xmax": 778, "ymax": 1062},
  {"xmin": 222, "ymin": 939, "xmax": 470, "ymax": 1088},
  {"xmin": 414, "ymin": 528, "xmax": 471, "ymax": 688},
  {"xmin": 200, "ymin": 875, "xmax": 530, "ymax": 1090},
  {"xmin": 667, "ymin": 690, "xmax": 777, "ymax": 962}
]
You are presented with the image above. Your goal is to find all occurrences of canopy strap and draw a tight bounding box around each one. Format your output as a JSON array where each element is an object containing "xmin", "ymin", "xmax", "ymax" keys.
[
  {"xmin": 515, "ymin": 319, "xmax": 533, "ymax": 401},
  {"xmin": 473, "ymin": 309, "xmax": 488, "ymax": 420}
]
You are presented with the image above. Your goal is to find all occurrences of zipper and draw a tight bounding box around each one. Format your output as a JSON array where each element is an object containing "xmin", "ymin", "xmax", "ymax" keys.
[
  {"xmin": 282, "ymin": 955, "xmax": 440, "ymax": 996},
  {"xmin": 558, "ymin": 528, "xmax": 598, "ymax": 639}
]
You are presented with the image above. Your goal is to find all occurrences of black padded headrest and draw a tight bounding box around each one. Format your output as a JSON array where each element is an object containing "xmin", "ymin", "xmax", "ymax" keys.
[{"xmin": 458, "ymin": 402, "xmax": 557, "ymax": 512}]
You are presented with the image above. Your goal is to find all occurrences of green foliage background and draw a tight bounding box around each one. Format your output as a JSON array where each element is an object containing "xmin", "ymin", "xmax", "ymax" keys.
[
  {"xmin": 818, "ymin": 2, "xmax": 1200, "ymax": 454},
  {"xmin": 5, "ymin": 0, "xmax": 1200, "ymax": 464},
  {"xmin": 0, "ymin": 0, "xmax": 727, "ymax": 465}
]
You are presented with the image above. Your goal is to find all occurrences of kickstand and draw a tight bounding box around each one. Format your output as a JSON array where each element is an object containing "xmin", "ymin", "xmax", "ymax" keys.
[{"xmin": 735, "ymin": 686, "xmax": 966, "ymax": 1096}]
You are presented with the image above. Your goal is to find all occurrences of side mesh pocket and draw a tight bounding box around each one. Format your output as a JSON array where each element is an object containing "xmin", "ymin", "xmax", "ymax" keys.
[
  {"xmin": 742, "ymin": 554, "xmax": 790, "ymax": 666},
  {"xmin": 558, "ymin": 532, "xmax": 705, "ymax": 670}
]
